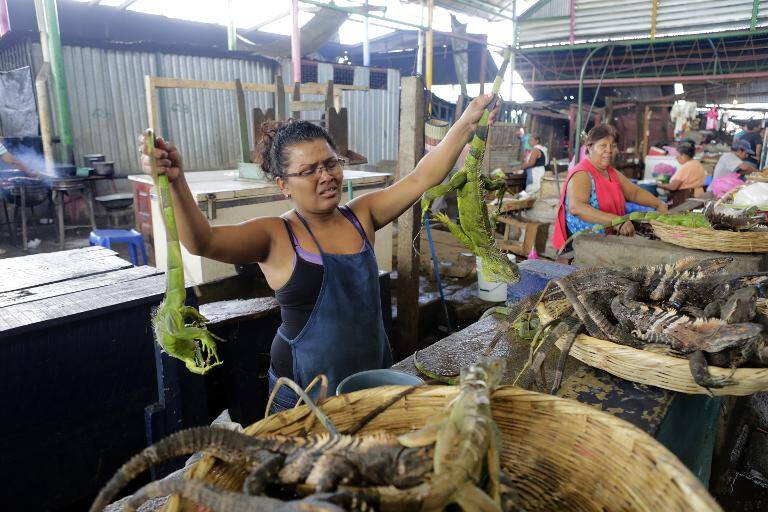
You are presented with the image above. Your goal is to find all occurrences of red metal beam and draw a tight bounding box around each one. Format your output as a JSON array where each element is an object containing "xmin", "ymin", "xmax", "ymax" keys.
[{"xmin": 524, "ymin": 70, "xmax": 768, "ymax": 87}]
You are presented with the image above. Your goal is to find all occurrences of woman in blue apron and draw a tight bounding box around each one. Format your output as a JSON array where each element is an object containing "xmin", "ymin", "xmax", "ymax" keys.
[{"xmin": 140, "ymin": 94, "xmax": 500, "ymax": 415}]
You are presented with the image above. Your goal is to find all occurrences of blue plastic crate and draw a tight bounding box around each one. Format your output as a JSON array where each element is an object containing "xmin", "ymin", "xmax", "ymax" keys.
[{"xmin": 507, "ymin": 260, "xmax": 577, "ymax": 304}]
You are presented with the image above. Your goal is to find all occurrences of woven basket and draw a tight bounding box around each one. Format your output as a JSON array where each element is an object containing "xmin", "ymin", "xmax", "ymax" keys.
[
  {"xmin": 559, "ymin": 334, "xmax": 768, "ymax": 396},
  {"xmin": 650, "ymin": 220, "xmax": 768, "ymax": 252},
  {"xmin": 166, "ymin": 385, "xmax": 720, "ymax": 512}
]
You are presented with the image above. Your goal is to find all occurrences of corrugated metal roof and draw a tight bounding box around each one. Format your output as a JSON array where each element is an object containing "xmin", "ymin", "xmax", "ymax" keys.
[
  {"xmin": 404, "ymin": 0, "xmax": 516, "ymax": 21},
  {"xmin": 521, "ymin": 0, "xmax": 570, "ymax": 20},
  {"xmin": 519, "ymin": 0, "xmax": 768, "ymax": 46}
]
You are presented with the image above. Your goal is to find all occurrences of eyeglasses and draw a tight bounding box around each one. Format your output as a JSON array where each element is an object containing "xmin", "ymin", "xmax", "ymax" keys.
[{"xmin": 284, "ymin": 157, "xmax": 346, "ymax": 178}]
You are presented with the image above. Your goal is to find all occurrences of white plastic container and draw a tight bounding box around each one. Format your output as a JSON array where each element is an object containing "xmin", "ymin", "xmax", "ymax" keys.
[{"xmin": 476, "ymin": 254, "xmax": 515, "ymax": 302}]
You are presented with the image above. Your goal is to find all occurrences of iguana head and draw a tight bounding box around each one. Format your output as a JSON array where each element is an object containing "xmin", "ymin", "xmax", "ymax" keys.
[{"xmin": 462, "ymin": 357, "xmax": 505, "ymax": 390}]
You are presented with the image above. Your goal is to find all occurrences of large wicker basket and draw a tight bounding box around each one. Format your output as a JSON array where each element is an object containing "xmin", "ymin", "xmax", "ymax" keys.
[
  {"xmin": 166, "ymin": 385, "xmax": 720, "ymax": 512},
  {"xmin": 650, "ymin": 220, "xmax": 768, "ymax": 252},
  {"xmin": 559, "ymin": 333, "xmax": 768, "ymax": 396}
]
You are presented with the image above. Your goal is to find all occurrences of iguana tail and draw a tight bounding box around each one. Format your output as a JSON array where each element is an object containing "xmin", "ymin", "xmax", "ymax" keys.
[{"xmin": 89, "ymin": 427, "xmax": 284, "ymax": 512}]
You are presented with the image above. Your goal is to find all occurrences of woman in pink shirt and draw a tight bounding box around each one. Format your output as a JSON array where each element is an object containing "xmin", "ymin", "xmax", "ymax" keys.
[{"xmin": 658, "ymin": 140, "xmax": 706, "ymax": 206}]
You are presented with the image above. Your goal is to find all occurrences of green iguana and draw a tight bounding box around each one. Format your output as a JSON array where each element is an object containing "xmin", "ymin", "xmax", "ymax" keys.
[
  {"xmin": 145, "ymin": 129, "xmax": 223, "ymax": 375},
  {"xmin": 421, "ymin": 47, "xmax": 519, "ymax": 284}
]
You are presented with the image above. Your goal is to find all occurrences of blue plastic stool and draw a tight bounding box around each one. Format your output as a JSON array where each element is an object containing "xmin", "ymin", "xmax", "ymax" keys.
[{"xmin": 89, "ymin": 229, "xmax": 148, "ymax": 266}]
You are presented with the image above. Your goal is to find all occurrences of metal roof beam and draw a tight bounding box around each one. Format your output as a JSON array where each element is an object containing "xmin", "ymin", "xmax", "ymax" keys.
[
  {"xmin": 118, "ymin": 0, "xmax": 139, "ymax": 10},
  {"xmin": 519, "ymin": 28, "xmax": 768, "ymax": 52},
  {"xmin": 524, "ymin": 70, "xmax": 768, "ymax": 87}
]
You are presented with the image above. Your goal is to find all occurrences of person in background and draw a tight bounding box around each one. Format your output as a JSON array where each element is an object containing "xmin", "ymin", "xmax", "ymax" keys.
[
  {"xmin": 711, "ymin": 139, "xmax": 758, "ymax": 183},
  {"xmin": 0, "ymin": 141, "xmax": 35, "ymax": 257},
  {"xmin": 520, "ymin": 134, "xmax": 548, "ymax": 194},
  {"xmin": 741, "ymin": 119, "xmax": 764, "ymax": 167},
  {"xmin": 0, "ymin": 141, "xmax": 31, "ymax": 174},
  {"xmin": 708, "ymin": 139, "xmax": 759, "ymax": 196},
  {"xmin": 658, "ymin": 140, "xmax": 706, "ymax": 207},
  {"xmin": 552, "ymin": 124, "xmax": 667, "ymax": 253}
]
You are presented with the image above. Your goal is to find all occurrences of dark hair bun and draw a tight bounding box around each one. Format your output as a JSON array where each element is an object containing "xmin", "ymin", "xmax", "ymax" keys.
[{"xmin": 252, "ymin": 119, "xmax": 292, "ymax": 177}]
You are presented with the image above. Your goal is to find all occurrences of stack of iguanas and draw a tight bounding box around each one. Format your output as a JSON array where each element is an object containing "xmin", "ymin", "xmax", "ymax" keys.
[
  {"xmin": 90, "ymin": 359, "xmax": 524, "ymax": 512},
  {"xmin": 508, "ymin": 256, "xmax": 768, "ymax": 393}
]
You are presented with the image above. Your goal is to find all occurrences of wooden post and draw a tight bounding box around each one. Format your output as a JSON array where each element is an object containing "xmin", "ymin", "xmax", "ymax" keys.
[
  {"xmin": 145, "ymin": 75, "xmax": 160, "ymax": 131},
  {"xmin": 292, "ymin": 82, "xmax": 301, "ymax": 119},
  {"xmin": 393, "ymin": 76, "xmax": 425, "ymax": 360},
  {"xmin": 275, "ymin": 74, "xmax": 286, "ymax": 121},
  {"xmin": 568, "ymin": 103, "xmax": 577, "ymax": 159},
  {"xmin": 479, "ymin": 35, "xmax": 487, "ymax": 95},
  {"xmin": 324, "ymin": 79, "xmax": 334, "ymax": 111},
  {"xmin": 234, "ymin": 78, "xmax": 250, "ymax": 162}
]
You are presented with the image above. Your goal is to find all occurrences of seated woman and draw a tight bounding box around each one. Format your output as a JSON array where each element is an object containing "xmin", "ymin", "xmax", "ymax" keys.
[
  {"xmin": 552, "ymin": 124, "xmax": 668, "ymax": 253},
  {"xmin": 658, "ymin": 140, "xmax": 706, "ymax": 207}
]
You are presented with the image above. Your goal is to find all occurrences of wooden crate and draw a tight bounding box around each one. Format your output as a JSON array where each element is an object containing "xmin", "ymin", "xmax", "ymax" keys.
[{"xmin": 419, "ymin": 228, "xmax": 475, "ymax": 279}]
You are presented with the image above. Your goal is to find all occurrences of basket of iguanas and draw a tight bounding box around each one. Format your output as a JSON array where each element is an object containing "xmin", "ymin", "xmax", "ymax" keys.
[
  {"xmin": 507, "ymin": 257, "xmax": 768, "ymax": 397},
  {"xmin": 560, "ymin": 198, "xmax": 768, "ymax": 253},
  {"xmin": 90, "ymin": 359, "xmax": 720, "ymax": 512}
]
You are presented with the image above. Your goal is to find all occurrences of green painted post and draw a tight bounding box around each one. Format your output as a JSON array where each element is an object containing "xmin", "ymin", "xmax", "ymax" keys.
[
  {"xmin": 347, "ymin": 179, "xmax": 353, "ymax": 201},
  {"xmin": 227, "ymin": 0, "xmax": 237, "ymax": 50},
  {"xmin": 42, "ymin": 0, "xmax": 74, "ymax": 164},
  {"xmin": 751, "ymin": 0, "xmax": 760, "ymax": 31}
]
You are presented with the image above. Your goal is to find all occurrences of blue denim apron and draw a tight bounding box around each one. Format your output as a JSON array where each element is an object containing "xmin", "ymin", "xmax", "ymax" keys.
[{"xmin": 268, "ymin": 208, "xmax": 393, "ymax": 414}]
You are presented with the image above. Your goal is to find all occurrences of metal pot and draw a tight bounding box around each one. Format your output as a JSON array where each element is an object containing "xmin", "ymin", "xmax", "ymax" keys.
[
  {"xmin": 0, "ymin": 170, "xmax": 26, "ymax": 201},
  {"xmin": 93, "ymin": 161, "xmax": 115, "ymax": 176},
  {"xmin": 7, "ymin": 177, "xmax": 49, "ymax": 207},
  {"xmin": 83, "ymin": 154, "xmax": 105, "ymax": 167}
]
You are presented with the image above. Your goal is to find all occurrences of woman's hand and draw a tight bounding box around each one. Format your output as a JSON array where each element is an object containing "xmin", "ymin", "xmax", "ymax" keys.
[
  {"xmin": 456, "ymin": 93, "xmax": 501, "ymax": 131},
  {"xmin": 656, "ymin": 200, "xmax": 668, "ymax": 214},
  {"xmin": 618, "ymin": 220, "xmax": 635, "ymax": 237},
  {"xmin": 138, "ymin": 134, "xmax": 184, "ymax": 183}
]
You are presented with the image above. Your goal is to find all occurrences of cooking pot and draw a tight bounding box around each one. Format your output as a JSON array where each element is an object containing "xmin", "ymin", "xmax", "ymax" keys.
[
  {"xmin": 93, "ymin": 161, "xmax": 115, "ymax": 176},
  {"xmin": 83, "ymin": 154, "xmax": 105, "ymax": 167}
]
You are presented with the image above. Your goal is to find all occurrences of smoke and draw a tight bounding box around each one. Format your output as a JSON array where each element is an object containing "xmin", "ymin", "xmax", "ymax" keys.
[{"xmin": 3, "ymin": 144, "xmax": 52, "ymax": 175}]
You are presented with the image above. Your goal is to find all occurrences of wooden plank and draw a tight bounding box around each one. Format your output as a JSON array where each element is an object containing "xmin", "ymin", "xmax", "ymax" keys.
[
  {"xmin": 199, "ymin": 297, "xmax": 279, "ymax": 325},
  {"xmin": 0, "ymin": 250, "xmax": 133, "ymax": 294},
  {"xmin": 393, "ymin": 76, "xmax": 425, "ymax": 360},
  {"xmin": 0, "ymin": 245, "xmax": 112, "ymax": 272},
  {"xmin": 150, "ymin": 76, "xmax": 367, "ymax": 95},
  {"xmin": 0, "ymin": 265, "xmax": 160, "ymax": 308},
  {"xmin": 290, "ymin": 100, "xmax": 326, "ymax": 112},
  {"xmin": 0, "ymin": 274, "xmax": 167, "ymax": 338}
]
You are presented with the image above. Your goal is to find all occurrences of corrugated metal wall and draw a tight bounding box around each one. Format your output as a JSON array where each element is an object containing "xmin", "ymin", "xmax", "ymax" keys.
[
  {"xmin": 0, "ymin": 41, "xmax": 276, "ymax": 173},
  {"xmin": 281, "ymin": 60, "xmax": 400, "ymax": 165},
  {"xmin": 520, "ymin": 0, "xmax": 768, "ymax": 45},
  {"xmin": 0, "ymin": 41, "xmax": 34, "ymax": 71}
]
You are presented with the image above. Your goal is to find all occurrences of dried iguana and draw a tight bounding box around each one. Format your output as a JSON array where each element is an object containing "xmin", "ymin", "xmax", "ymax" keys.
[
  {"xmin": 145, "ymin": 129, "xmax": 223, "ymax": 374},
  {"xmin": 89, "ymin": 426, "xmax": 434, "ymax": 512},
  {"xmin": 400, "ymin": 358, "xmax": 509, "ymax": 511},
  {"xmin": 421, "ymin": 47, "xmax": 519, "ymax": 284},
  {"xmin": 611, "ymin": 283, "xmax": 764, "ymax": 388}
]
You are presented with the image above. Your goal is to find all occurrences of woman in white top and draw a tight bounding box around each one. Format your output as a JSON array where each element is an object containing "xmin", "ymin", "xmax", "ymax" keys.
[{"xmin": 521, "ymin": 134, "xmax": 548, "ymax": 194}]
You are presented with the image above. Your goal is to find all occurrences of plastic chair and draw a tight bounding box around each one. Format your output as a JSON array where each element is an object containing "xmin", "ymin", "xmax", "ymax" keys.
[{"xmin": 89, "ymin": 229, "xmax": 148, "ymax": 266}]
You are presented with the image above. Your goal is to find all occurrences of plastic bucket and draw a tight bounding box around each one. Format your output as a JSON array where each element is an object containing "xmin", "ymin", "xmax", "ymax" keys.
[
  {"xmin": 477, "ymin": 255, "xmax": 515, "ymax": 302},
  {"xmin": 336, "ymin": 369, "xmax": 424, "ymax": 395}
]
